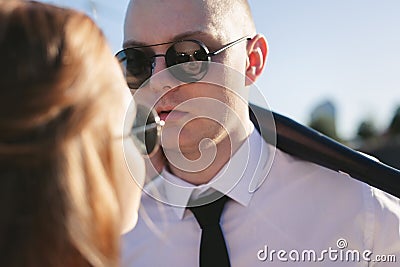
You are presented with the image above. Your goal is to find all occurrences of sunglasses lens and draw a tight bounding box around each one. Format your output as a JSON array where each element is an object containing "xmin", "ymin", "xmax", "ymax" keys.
[
  {"xmin": 118, "ymin": 49, "xmax": 152, "ymax": 89},
  {"xmin": 130, "ymin": 104, "xmax": 161, "ymax": 156},
  {"xmin": 166, "ymin": 41, "xmax": 209, "ymax": 83}
]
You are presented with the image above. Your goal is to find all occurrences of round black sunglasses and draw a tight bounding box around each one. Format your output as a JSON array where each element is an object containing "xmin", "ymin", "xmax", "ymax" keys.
[{"xmin": 116, "ymin": 36, "xmax": 251, "ymax": 89}]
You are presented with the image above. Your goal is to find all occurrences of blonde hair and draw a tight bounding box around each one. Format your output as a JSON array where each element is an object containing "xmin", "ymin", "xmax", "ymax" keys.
[{"xmin": 0, "ymin": 1, "xmax": 128, "ymax": 266}]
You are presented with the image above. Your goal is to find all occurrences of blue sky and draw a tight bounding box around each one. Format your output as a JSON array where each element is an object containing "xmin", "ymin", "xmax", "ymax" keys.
[
  {"xmin": 248, "ymin": 0, "xmax": 400, "ymax": 139},
  {"xmin": 40, "ymin": 0, "xmax": 400, "ymax": 138}
]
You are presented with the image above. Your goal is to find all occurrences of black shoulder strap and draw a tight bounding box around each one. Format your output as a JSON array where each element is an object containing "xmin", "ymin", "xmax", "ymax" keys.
[{"xmin": 249, "ymin": 103, "xmax": 400, "ymax": 198}]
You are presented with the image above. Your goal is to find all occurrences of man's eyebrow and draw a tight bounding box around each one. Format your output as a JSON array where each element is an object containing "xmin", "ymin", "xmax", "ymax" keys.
[
  {"xmin": 123, "ymin": 31, "xmax": 209, "ymax": 48},
  {"xmin": 171, "ymin": 31, "xmax": 209, "ymax": 41},
  {"xmin": 123, "ymin": 39, "xmax": 147, "ymax": 48}
]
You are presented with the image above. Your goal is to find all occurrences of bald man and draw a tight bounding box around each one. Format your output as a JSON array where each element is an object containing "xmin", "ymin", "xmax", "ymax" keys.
[{"xmin": 117, "ymin": 0, "xmax": 400, "ymax": 266}]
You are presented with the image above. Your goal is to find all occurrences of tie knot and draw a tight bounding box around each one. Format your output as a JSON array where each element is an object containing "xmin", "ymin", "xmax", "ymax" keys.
[{"xmin": 189, "ymin": 195, "xmax": 228, "ymax": 229}]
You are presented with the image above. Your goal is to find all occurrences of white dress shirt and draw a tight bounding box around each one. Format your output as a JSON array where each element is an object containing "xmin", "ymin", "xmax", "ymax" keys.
[{"xmin": 122, "ymin": 124, "xmax": 400, "ymax": 266}]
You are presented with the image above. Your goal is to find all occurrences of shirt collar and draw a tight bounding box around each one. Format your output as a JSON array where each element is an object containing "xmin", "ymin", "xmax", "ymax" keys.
[{"xmin": 145, "ymin": 122, "xmax": 273, "ymax": 219}]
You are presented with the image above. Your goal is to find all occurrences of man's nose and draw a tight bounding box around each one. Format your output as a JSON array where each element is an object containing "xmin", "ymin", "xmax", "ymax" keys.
[{"xmin": 148, "ymin": 56, "xmax": 182, "ymax": 93}]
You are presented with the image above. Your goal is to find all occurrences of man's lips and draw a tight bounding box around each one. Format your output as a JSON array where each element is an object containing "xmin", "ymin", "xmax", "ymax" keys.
[
  {"xmin": 157, "ymin": 109, "xmax": 188, "ymax": 122},
  {"xmin": 158, "ymin": 111, "xmax": 170, "ymax": 121}
]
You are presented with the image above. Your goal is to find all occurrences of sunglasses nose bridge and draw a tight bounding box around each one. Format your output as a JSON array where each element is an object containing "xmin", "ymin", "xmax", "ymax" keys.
[
  {"xmin": 151, "ymin": 54, "xmax": 168, "ymax": 75},
  {"xmin": 147, "ymin": 54, "xmax": 179, "ymax": 93}
]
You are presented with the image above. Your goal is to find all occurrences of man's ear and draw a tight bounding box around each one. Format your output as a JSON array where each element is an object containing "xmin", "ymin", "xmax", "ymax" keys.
[{"xmin": 245, "ymin": 34, "xmax": 268, "ymax": 86}]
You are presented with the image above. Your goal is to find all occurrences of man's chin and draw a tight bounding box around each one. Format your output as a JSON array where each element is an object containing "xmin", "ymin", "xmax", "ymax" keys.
[{"xmin": 161, "ymin": 140, "xmax": 199, "ymax": 154}]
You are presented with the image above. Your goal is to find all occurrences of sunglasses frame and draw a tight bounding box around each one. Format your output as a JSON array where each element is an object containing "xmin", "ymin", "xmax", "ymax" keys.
[{"xmin": 116, "ymin": 36, "xmax": 251, "ymax": 89}]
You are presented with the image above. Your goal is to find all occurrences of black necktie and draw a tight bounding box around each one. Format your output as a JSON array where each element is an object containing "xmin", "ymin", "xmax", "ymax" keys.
[{"xmin": 189, "ymin": 195, "xmax": 231, "ymax": 267}]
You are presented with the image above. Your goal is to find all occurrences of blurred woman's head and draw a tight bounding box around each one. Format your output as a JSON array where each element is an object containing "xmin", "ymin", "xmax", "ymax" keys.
[{"xmin": 0, "ymin": 1, "xmax": 144, "ymax": 266}]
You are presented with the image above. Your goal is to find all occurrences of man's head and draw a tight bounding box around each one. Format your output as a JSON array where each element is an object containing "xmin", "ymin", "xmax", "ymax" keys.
[
  {"xmin": 122, "ymin": 0, "xmax": 267, "ymax": 162},
  {"xmin": 124, "ymin": 0, "xmax": 256, "ymax": 45}
]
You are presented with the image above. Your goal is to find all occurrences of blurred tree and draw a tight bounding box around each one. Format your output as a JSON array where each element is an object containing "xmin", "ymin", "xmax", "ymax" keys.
[
  {"xmin": 357, "ymin": 119, "xmax": 377, "ymax": 140},
  {"xmin": 388, "ymin": 106, "xmax": 400, "ymax": 136},
  {"xmin": 358, "ymin": 105, "xmax": 400, "ymax": 170}
]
